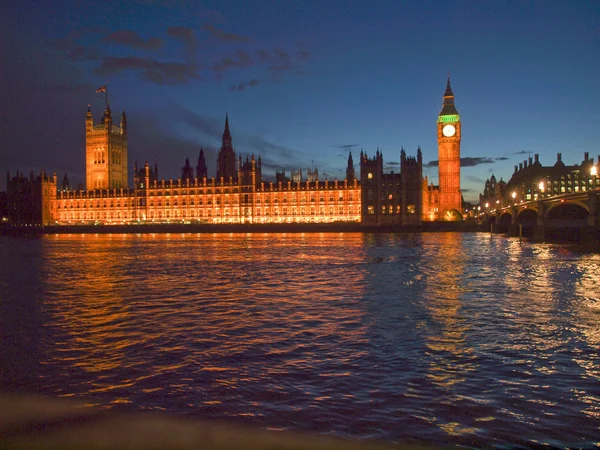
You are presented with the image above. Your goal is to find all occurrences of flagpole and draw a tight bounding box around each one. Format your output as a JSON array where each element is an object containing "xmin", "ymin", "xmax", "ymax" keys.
[{"xmin": 106, "ymin": 84, "xmax": 108, "ymax": 110}]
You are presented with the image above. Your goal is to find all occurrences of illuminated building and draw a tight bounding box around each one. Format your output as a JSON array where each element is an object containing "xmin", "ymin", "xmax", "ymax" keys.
[
  {"xmin": 360, "ymin": 78, "xmax": 463, "ymax": 224},
  {"xmin": 436, "ymin": 77, "xmax": 462, "ymax": 220},
  {"xmin": 48, "ymin": 114, "xmax": 361, "ymax": 225},
  {"xmin": 5, "ymin": 79, "xmax": 467, "ymax": 228},
  {"xmin": 359, "ymin": 147, "xmax": 425, "ymax": 225},
  {"xmin": 86, "ymin": 105, "xmax": 128, "ymax": 190},
  {"xmin": 499, "ymin": 152, "xmax": 600, "ymax": 205},
  {"xmin": 478, "ymin": 174, "xmax": 507, "ymax": 210}
]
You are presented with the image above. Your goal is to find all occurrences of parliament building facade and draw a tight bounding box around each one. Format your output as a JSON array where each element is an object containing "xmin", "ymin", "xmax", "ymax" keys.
[{"xmin": 5, "ymin": 80, "xmax": 464, "ymax": 227}]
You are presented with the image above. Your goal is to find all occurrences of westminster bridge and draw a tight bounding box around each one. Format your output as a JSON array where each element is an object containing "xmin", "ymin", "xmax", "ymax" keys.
[{"xmin": 482, "ymin": 189, "xmax": 600, "ymax": 243}]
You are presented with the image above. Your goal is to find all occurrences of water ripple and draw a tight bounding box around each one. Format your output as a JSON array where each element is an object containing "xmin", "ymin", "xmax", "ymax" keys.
[{"xmin": 1, "ymin": 232, "xmax": 599, "ymax": 447}]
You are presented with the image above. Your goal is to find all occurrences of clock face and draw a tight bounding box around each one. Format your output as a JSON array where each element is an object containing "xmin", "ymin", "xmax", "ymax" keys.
[{"xmin": 442, "ymin": 124, "xmax": 456, "ymax": 137}]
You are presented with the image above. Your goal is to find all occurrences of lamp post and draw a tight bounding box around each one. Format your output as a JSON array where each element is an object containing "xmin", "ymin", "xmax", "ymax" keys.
[{"xmin": 511, "ymin": 191, "xmax": 517, "ymax": 204}]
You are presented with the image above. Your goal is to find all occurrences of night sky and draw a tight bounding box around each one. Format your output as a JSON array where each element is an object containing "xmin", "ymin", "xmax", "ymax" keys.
[{"xmin": 1, "ymin": 1, "xmax": 599, "ymax": 202}]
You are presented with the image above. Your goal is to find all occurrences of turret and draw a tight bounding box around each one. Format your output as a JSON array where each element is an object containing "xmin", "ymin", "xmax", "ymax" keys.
[
  {"xmin": 86, "ymin": 105, "xmax": 93, "ymax": 133},
  {"xmin": 223, "ymin": 113, "xmax": 232, "ymax": 148},
  {"xmin": 181, "ymin": 157, "xmax": 194, "ymax": 181},
  {"xmin": 196, "ymin": 147, "xmax": 207, "ymax": 179},
  {"xmin": 121, "ymin": 110, "xmax": 127, "ymax": 135},
  {"xmin": 102, "ymin": 104, "xmax": 112, "ymax": 126},
  {"xmin": 346, "ymin": 152, "xmax": 355, "ymax": 183},
  {"xmin": 61, "ymin": 172, "xmax": 70, "ymax": 191},
  {"xmin": 216, "ymin": 113, "xmax": 237, "ymax": 181}
]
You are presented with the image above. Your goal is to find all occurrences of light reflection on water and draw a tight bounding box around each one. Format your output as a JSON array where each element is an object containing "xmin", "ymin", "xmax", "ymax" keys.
[{"xmin": 1, "ymin": 232, "xmax": 599, "ymax": 447}]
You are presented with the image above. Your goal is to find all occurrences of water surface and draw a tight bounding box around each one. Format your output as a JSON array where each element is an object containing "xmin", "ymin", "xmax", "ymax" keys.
[{"xmin": 1, "ymin": 232, "xmax": 599, "ymax": 447}]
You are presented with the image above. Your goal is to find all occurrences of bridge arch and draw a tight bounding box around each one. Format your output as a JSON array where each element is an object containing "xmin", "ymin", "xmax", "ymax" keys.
[
  {"xmin": 496, "ymin": 212, "xmax": 512, "ymax": 233},
  {"xmin": 545, "ymin": 201, "xmax": 589, "ymax": 219},
  {"xmin": 515, "ymin": 208, "xmax": 538, "ymax": 237},
  {"xmin": 544, "ymin": 202, "xmax": 589, "ymax": 242},
  {"xmin": 444, "ymin": 209, "xmax": 464, "ymax": 221}
]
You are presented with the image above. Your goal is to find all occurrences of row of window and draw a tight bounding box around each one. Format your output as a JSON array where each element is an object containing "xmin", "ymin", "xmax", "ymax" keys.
[
  {"xmin": 57, "ymin": 208, "xmax": 359, "ymax": 221},
  {"xmin": 366, "ymin": 205, "xmax": 416, "ymax": 215},
  {"xmin": 56, "ymin": 197, "xmax": 360, "ymax": 209}
]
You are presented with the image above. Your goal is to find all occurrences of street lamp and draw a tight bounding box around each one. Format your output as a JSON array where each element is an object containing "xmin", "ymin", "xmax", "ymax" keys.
[
  {"xmin": 592, "ymin": 165, "xmax": 598, "ymax": 176},
  {"xmin": 511, "ymin": 191, "xmax": 516, "ymax": 203}
]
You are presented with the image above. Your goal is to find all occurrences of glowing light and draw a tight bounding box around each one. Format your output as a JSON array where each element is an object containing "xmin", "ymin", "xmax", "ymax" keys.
[
  {"xmin": 592, "ymin": 166, "xmax": 598, "ymax": 176},
  {"xmin": 511, "ymin": 191, "xmax": 516, "ymax": 199},
  {"xmin": 538, "ymin": 181, "xmax": 545, "ymax": 192}
]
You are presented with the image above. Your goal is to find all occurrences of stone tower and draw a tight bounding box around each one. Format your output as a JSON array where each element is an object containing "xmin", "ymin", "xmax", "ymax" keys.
[
  {"xmin": 437, "ymin": 77, "xmax": 461, "ymax": 219},
  {"xmin": 85, "ymin": 105, "xmax": 128, "ymax": 190},
  {"xmin": 359, "ymin": 149, "xmax": 383, "ymax": 225}
]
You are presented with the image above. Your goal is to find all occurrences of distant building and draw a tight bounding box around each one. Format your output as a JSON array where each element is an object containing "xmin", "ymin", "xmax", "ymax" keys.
[
  {"xmin": 499, "ymin": 152, "xmax": 600, "ymax": 205},
  {"xmin": 5, "ymin": 170, "xmax": 56, "ymax": 226},
  {"xmin": 479, "ymin": 174, "xmax": 507, "ymax": 210}
]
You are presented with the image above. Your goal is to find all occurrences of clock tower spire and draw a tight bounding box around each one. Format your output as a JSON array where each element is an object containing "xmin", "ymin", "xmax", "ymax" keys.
[{"xmin": 437, "ymin": 76, "xmax": 462, "ymax": 220}]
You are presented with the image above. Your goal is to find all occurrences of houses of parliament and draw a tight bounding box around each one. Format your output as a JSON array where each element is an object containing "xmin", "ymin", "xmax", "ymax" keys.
[{"xmin": 4, "ymin": 79, "xmax": 463, "ymax": 227}]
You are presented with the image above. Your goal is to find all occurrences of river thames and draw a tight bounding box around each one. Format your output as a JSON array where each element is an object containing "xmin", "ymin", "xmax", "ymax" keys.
[{"xmin": 1, "ymin": 232, "xmax": 599, "ymax": 447}]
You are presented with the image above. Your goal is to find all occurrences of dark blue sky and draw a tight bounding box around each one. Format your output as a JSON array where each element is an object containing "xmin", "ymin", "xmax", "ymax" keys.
[{"xmin": 1, "ymin": 0, "xmax": 599, "ymax": 201}]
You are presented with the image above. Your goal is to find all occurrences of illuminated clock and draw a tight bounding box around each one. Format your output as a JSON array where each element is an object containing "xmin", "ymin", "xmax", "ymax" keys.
[{"xmin": 442, "ymin": 124, "xmax": 456, "ymax": 137}]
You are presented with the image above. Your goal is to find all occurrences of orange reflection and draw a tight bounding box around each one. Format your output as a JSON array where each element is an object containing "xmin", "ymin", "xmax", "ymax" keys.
[
  {"xmin": 420, "ymin": 233, "xmax": 479, "ymax": 437},
  {"xmin": 39, "ymin": 233, "xmax": 370, "ymax": 410}
]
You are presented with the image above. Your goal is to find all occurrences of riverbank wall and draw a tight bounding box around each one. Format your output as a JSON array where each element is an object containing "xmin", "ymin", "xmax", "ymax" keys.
[{"xmin": 1, "ymin": 221, "xmax": 486, "ymax": 236}]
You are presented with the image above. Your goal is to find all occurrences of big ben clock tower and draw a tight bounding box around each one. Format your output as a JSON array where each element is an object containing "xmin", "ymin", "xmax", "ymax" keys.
[{"xmin": 437, "ymin": 76, "xmax": 461, "ymax": 219}]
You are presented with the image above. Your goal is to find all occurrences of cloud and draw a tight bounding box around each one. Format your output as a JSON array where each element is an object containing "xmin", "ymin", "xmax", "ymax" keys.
[
  {"xmin": 66, "ymin": 46, "xmax": 106, "ymax": 62},
  {"xmin": 213, "ymin": 50, "xmax": 253, "ymax": 73},
  {"xmin": 425, "ymin": 157, "xmax": 495, "ymax": 168},
  {"xmin": 202, "ymin": 23, "xmax": 250, "ymax": 42},
  {"xmin": 167, "ymin": 27, "xmax": 197, "ymax": 55},
  {"xmin": 127, "ymin": 109, "xmax": 221, "ymax": 178},
  {"xmin": 331, "ymin": 144, "xmax": 358, "ymax": 149},
  {"xmin": 103, "ymin": 30, "xmax": 164, "ymax": 51},
  {"xmin": 94, "ymin": 56, "xmax": 200, "ymax": 85},
  {"xmin": 513, "ymin": 150, "xmax": 529, "ymax": 155},
  {"xmin": 495, "ymin": 156, "xmax": 509, "ymax": 161},
  {"xmin": 228, "ymin": 79, "xmax": 259, "ymax": 91},
  {"xmin": 244, "ymin": 136, "xmax": 299, "ymax": 161},
  {"xmin": 167, "ymin": 102, "xmax": 223, "ymax": 138},
  {"xmin": 386, "ymin": 161, "xmax": 400, "ymax": 166},
  {"xmin": 256, "ymin": 48, "xmax": 310, "ymax": 73},
  {"xmin": 462, "ymin": 157, "xmax": 495, "ymax": 167},
  {"xmin": 466, "ymin": 175, "xmax": 485, "ymax": 184},
  {"xmin": 53, "ymin": 27, "xmax": 108, "ymax": 50}
]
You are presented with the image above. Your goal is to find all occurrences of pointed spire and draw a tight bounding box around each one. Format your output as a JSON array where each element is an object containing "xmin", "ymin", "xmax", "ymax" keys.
[
  {"xmin": 444, "ymin": 74, "xmax": 453, "ymax": 97},
  {"xmin": 439, "ymin": 75, "xmax": 459, "ymax": 116},
  {"xmin": 222, "ymin": 112, "xmax": 232, "ymax": 149}
]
